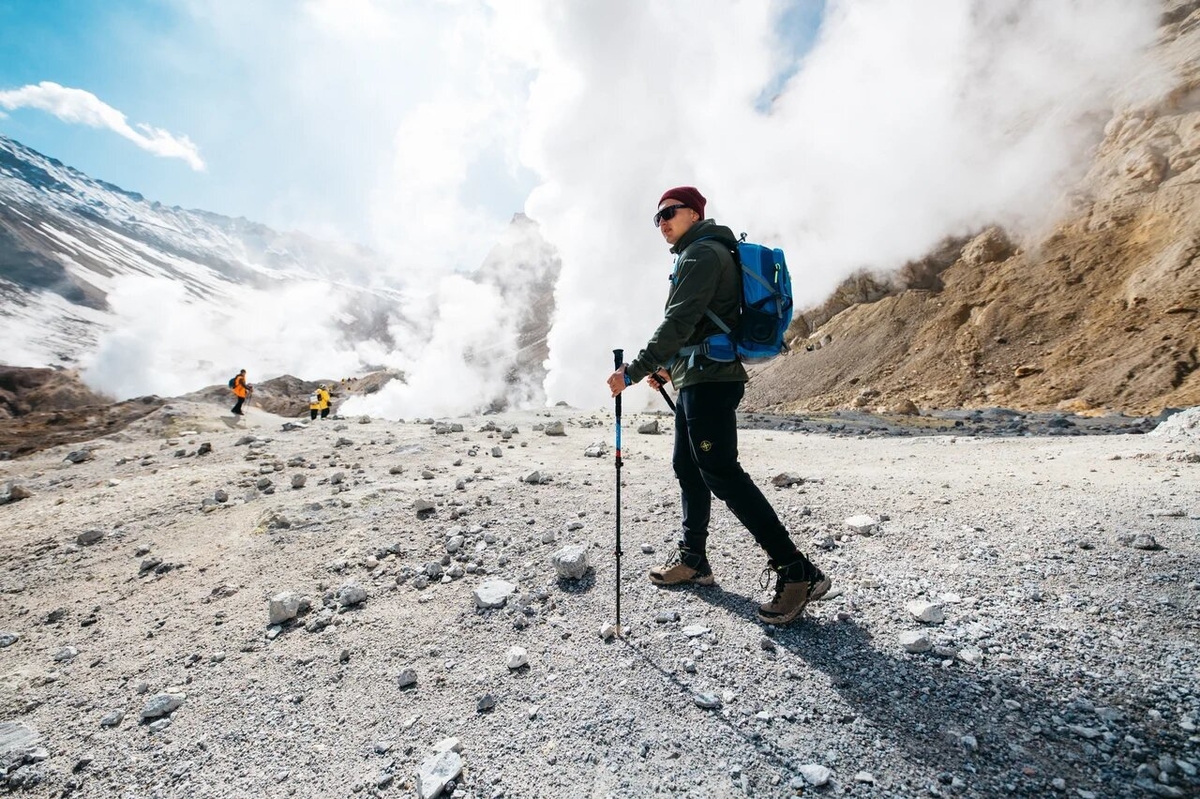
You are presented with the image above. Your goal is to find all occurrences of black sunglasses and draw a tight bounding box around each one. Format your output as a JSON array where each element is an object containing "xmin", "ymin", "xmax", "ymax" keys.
[{"xmin": 653, "ymin": 203, "xmax": 688, "ymax": 227}]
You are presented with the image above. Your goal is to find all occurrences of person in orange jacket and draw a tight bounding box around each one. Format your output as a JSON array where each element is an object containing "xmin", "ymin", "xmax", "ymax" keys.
[{"xmin": 231, "ymin": 369, "xmax": 251, "ymax": 416}]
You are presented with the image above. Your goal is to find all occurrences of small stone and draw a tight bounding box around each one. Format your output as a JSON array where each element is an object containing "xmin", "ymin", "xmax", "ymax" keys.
[
  {"xmin": 681, "ymin": 625, "xmax": 710, "ymax": 638},
  {"xmin": 899, "ymin": 631, "xmax": 932, "ymax": 653},
  {"xmin": 53, "ymin": 645, "xmax": 79, "ymax": 662},
  {"xmin": 76, "ymin": 529, "xmax": 104, "ymax": 546},
  {"xmin": 584, "ymin": 444, "xmax": 606, "ymax": 458},
  {"xmin": 99, "ymin": 710, "xmax": 124, "ymax": 728},
  {"xmin": 268, "ymin": 592, "xmax": 302, "ymax": 625},
  {"xmin": 771, "ymin": 473, "xmax": 804, "ymax": 488},
  {"xmin": 637, "ymin": 419, "xmax": 660, "ymax": 435},
  {"xmin": 957, "ymin": 646, "xmax": 984, "ymax": 665},
  {"xmin": 396, "ymin": 668, "xmax": 417, "ymax": 689},
  {"xmin": 551, "ymin": 545, "xmax": 590, "ymax": 580},
  {"xmin": 543, "ymin": 421, "xmax": 566, "ymax": 436},
  {"xmin": 291, "ymin": 474, "xmax": 306, "ymax": 489},
  {"xmin": 214, "ymin": 489, "xmax": 228, "ymax": 503},
  {"xmin": 1130, "ymin": 534, "xmax": 1163, "ymax": 551},
  {"xmin": 906, "ymin": 600, "xmax": 944, "ymax": 624},
  {"xmin": 693, "ymin": 693, "xmax": 722, "ymax": 710},
  {"xmin": 140, "ymin": 693, "xmax": 184, "ymax": 719},
  {"xmin": 844, "ymin": 514, "xmax": 879, "ymax": 535},
  {"xmin": 599, "ymin": 623, "xmax": 619, "ymax": 640},
  {"xmin": 505, "ymin": 646, "xmax": 529, "ymax": 670},
  {"xmin": 336, "ymin": 584, "xmax": 368, "ymax": 608},
  {"xmin": 491, "ymin": 446, "xmax": 502, "ymax": 458},
  {"xmin": 655, "ymin": 611, "xmax": 680, "ymax": 624},
  {"xmin": 415, "ymin": 750, "xmax": 463, "ymax": 799},
  {"xmin": 0, "ymin": 631, "xmax": 19, "ymax": 648},
  {"xmin": 798, "ymin": 764, "xmax": 832, "ymax": 786},
  {"xmin": 854, "ymin": 771, "xmax": 875, "ymax": 784},
  {"xmin": 474, "ymin": 580, "xmax": 516, "ymax": 609},
  {"xmin": 477, "ymin": 693, "xmax": 497, "ymax": 712},
  {"xmin": 415, "ymin": 498, "xmax": 436, "ymax": 514},
  {"xmin": 641, "ymin": 544, "xmax": 654, "ymax": 554}
]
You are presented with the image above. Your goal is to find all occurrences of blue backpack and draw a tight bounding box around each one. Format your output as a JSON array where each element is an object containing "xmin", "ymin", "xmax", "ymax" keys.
[{"xmin": 679, "ymin": 235, "xmax": 794, "ymax": 366}]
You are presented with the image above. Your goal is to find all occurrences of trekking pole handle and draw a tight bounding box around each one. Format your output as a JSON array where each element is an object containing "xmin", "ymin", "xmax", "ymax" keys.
[{"xmin": 612, "ymin": 349, "xmax": 623, "ymax": 371}]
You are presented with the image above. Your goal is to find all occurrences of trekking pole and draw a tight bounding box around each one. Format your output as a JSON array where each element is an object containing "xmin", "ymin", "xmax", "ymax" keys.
[
  {"xmin": 653, "ymin": 376, "xmax": 676, "ymax": 413},
  {"xmin": 612, "ymin": 349, "xmax": 624, "ymax": 635}
]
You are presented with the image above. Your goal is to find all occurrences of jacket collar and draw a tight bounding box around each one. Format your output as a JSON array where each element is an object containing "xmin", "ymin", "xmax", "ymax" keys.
[{"xmin": 670, "ymin": 219, "xmax": 717, "ymax": 255}]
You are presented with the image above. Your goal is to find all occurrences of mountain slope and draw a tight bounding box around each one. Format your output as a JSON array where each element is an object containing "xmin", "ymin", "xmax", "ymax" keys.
[{"xmin": 747, "ymin": 2, "xmax": 1200, "ymax": 415}]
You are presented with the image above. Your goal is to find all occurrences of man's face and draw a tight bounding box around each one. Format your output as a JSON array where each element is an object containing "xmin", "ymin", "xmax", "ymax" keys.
[{"xmin": 656, "ymin": 198, "xmax": 700, "ymax": 246}]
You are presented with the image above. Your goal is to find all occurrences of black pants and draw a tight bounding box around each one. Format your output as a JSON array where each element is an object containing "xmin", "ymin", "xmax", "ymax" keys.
[
  {"xmin": 673, "ymin": 381, "xmax": 802, "ymax": 565},
  {"xmin": 311, "ymin": 407, "xmax": 331, "ymax": 420},
  {"xmin": 231, "ymin": 397, "xmax": 245, "ymax": 415}
]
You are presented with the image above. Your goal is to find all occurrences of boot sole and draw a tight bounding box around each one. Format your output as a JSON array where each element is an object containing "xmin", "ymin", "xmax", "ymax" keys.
[
  {"xmin": 757, "ymin": 576, "xmax": 831, "ymax": 625},
  {"xmin": 648, "ymin": 573, "xmax": 715, "ymax": 587}
]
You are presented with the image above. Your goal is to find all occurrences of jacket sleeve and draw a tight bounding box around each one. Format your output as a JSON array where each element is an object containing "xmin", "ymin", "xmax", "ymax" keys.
[{"xmin": 627, "ymin": 247, "xmax": 720, "ymax": 383}]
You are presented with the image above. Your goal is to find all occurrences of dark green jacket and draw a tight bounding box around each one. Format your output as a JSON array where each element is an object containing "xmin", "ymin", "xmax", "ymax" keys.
[{"xmin": 627, "ymin": 219, "xmax": 748, "ymax": 390}]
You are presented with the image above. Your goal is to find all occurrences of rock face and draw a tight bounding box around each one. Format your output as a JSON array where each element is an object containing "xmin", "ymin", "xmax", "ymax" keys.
[{"xmin": 746, "ymin": 11, "xmax": 1200, "ymax": 415}]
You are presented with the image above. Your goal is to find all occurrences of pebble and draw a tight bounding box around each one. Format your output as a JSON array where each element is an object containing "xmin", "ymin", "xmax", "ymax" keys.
[
  {"xmin": 397, "ymin": 668, "xmax": 417, "ymax": 689},
  {"xmin": 899, "ymin": 631, "xmax": 932, "ymax": 653},
  {"xmin": 550, "ymin": 545, "xmax": 589, "ymax": 580},
  {"xmin": 543, "ymin": 421, "xmax": 566, "ymax": 436},
  {"xmin": 505, "ymin": 647, "xmax": 528, "ymax": 670},
  {"xmin": 906, "ymin": 600, "xmax": 945, "ymax": 624},
  {"xmin": 268, "ymin": 592, "xmax": 302, "ymax": 625},
  {"xmin": 844, "ymin": 514, "xmax": 879, "ymax": 535},
  {"xmin": 336, "ymin": 584, "xmax": 368, "ymax": 608},
  {"xmin": 140, "ymin": 693, "xmax": 184, "ymax": 719},
  {"xmin": 1131, "ymin": 534, "xmax": 1163, "ymax": 551},
  {"xmin": 416, "ymin": 750, "xmax": 463, "ymax": 799},
  {"xmin": 99, "ymin": 710, "xmax": 124, "ymax": 728},
  {"xmin": 681, "ymin": 625, "xmax": 710, "ymax": 638},
  {"xmin": 477, "ymin": 694, "xmax": 496, "ymax": 712},
  {"xmin": 798, "ymin": 763, "xmax": 832, "ymax": 786},
  {"xmin": 53, "ymin": 646, "xmax": 78, "ymax": 662},
  {"xmin": 291, "ymin": 474, "xmax": 306, "ymax": 489},
  {"xmin": 693, "ymin": 693, "xmax": 722, "ymax": 710},
  {"xmin": 0, "ymin": 632, "xmax": 17, "ymax": 648},
  {"xmin": 76, "ymin": 529, "xmax": 104, "ymax": 546},
  {"xmin": 474, "ymin": 580, "xmax": 516, "ymax": 609}
]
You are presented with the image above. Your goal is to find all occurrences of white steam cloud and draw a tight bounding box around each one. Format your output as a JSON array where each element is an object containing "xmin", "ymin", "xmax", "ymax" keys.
[
  {"xmin": 515, "ymin": 0, "xmax": 1161, "ymax": 409},
  {"xmin": 0, "ymin": 81, "xmax": 205, "ymax": 170},
  {"xmin": 29, "ymin": 0, "xmax": 1162, "ymax": 419}
]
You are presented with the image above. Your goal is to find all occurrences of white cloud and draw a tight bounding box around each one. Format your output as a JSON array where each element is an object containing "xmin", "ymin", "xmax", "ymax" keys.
[{"xmin": 0, "ymin": 81, "xmax": 205, "ymax": 170}]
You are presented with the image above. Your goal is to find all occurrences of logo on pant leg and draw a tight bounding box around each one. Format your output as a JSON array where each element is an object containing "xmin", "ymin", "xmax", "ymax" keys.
[{"xmin": 699, "ymin": 440, "xmax": 713, "ymax": 452}]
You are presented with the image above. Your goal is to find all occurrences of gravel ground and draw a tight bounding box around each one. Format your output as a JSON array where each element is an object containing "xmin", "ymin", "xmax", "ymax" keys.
[{"xmin": 0, "ymin": 402, "xmax": 1196, "ymax": 798}]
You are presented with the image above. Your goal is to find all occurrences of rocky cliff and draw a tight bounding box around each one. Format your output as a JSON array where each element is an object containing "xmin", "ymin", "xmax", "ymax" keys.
[{"xmin": 747, "ymin": 2, "xmax": 1200, "ymax": 416}]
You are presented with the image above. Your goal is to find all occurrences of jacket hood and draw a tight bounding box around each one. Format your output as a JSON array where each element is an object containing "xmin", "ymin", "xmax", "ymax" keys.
[{"xmin": 671, "ymin": 219, "xmax": 738, "ymax": 254}]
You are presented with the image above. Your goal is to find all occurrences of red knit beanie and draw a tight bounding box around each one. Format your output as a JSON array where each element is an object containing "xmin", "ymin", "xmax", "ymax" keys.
[{"xmin": 658, "ymin": 186, "xmax": 706, "ymax": 219}]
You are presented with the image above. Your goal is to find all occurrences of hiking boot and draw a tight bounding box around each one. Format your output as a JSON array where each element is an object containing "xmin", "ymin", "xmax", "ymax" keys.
[
  {"xmin": 649, "ymin": 546, "xmax": 715, "ymax": 586},
  {"xmin": 757, "ymin": 558, "xmax": 830, "ymax": 625}
]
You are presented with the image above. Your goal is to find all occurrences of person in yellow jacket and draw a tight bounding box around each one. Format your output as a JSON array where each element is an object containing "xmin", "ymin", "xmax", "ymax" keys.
[{"xmin": 309, "ymin": 384, "xmax": 331, "ymax": 421}]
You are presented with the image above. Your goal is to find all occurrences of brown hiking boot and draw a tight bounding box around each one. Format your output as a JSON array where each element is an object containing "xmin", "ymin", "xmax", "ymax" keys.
[
  {"xmin": 649, "ymin": 547, "xmax": 715, "ymax": 586},
  {"xmin": 757, "ymin": 559, "xmax": 830, "ymax": 625}
]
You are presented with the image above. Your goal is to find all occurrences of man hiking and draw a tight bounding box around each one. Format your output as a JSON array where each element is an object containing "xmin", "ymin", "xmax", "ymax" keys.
[
  {"xmin": 605, "ymin": 186, "xmax": 830, "ymax": 625},
  {"xmin": 230, "ymin": 369, "xmax": 250, "ymax": 416}
]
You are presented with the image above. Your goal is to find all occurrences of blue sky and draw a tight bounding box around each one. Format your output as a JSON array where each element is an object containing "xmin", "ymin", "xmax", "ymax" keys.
[{"xmin": 0, "ymin": 1, "xmax": 825, "ymax": 253}]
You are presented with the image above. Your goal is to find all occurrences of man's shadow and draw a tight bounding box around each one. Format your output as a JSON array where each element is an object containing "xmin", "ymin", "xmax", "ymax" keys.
[{"xmin": 666, "ymin": 583, "xmax": 1174, "ymax": 795}]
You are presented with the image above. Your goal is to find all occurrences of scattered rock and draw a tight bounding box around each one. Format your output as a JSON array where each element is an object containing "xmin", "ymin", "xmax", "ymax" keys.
[
  {"xmin": 140, "ymin": 693, "xmax": 184, "ymax": 719},
  {"xmin": 291, "ymin": 474, "xmax": 306, "ymax": 489},
  {"xmin": 76, "ymin": 529, "xmax": 105, "ymax": 546},
  {"xmin": 0, "ymin": 482, "xmax": 33, "ymax": 505},
  {"xmin": 268, "ymin": 592, "xmax": 302, "ymax": 625},
  {"xmin": 798, "ymin": 763, "xmax": 833, "ymax": 787},
  {"xmin": 1130, "ymin": 533, "xmax": 1164, "ymax": 551},
  {"xmin": 551, "ymin": 544, "xmax": 590, "ymax": 580},
  {"xmin": 99, "ymin": 710, "xmax": 124, "ymax": 728},
  {"xmin": 693, "ymin": 693, "xmax": 722, "ymax": 710},
  {"xmin": 474, "ymin": 580, "xmax": 516, "ymax": 609},
  {"xmin": 0, "ymin": 631, "xmax": 18, "ymax": 648},
  {"xmin": 415, "ymin": 750, "xmax": 463, "ymax": 799},
  {"xmin": 543, "ymin": 421, "xmax": 566, "ymax": 436},
  {"xmin": 64, "ymin": 450, "xmax": 93, "ymax": 464},
  {"xmin": 336, "ymin": 584, "xmax": 368, "ymax": 608},
  {"xmin": 397, "ymin": 668, "xmax": 417, "ymax": 689},
  {"xmin": 899, "ymin": 631, "xmax": 932, "ymax": 653},
  {"xmin": 771, "ymin": 473, "xmax": 805, "ymax": 488},
  {"xmin": 906, "ymin": 600, "xmax": 945, "ymax": 624},
  {"xmin": 505, "ymin": 646, "xmax": 529, "ymax": 670},
  {"xmin": 637, "ymin": 419, "xmax": 660, "ymax": 435},
  {"xmin": 844, "ymin": 515, "xmax": 879, "ymax": 535}
]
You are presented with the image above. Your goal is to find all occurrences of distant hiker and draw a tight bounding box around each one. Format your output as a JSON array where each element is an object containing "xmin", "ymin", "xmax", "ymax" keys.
[
  {"xmin": 309, "ymin": 384, "xmax": 331, "ymax": 421},
  {"xmin": 230, "ymin": 369, "xmax": 251, "ymax": 416},
  {"xmin": 605, "ymin": 186, "xmax": 830, "ymax": 625}
]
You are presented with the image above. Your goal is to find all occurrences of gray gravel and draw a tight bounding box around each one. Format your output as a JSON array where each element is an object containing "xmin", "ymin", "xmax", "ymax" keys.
[{"xmin": 0, "ymin": 400, "xmax": 1195, "ymax": 797}]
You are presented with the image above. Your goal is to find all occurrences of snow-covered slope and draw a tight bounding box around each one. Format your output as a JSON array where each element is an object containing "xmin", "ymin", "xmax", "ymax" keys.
[{"xmin": 0, "ymin": 134, "xmax": 397, "ymax": 368}]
